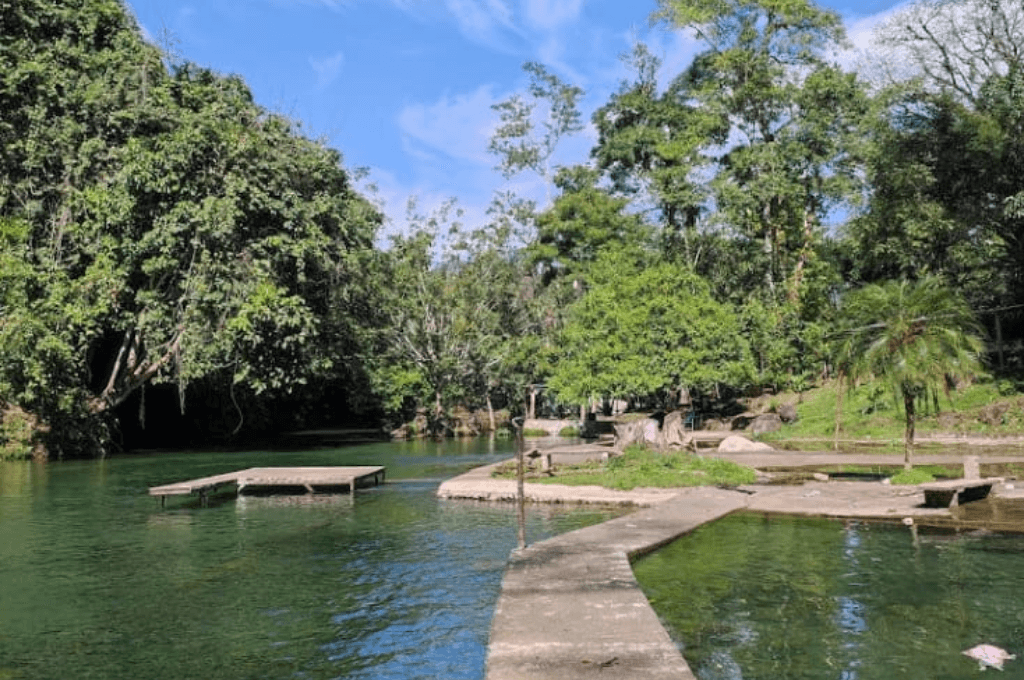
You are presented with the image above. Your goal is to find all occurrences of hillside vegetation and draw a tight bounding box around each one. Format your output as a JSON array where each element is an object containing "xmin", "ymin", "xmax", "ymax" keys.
[{"xmin": 761, "ymin": 379, "xmax": 1024, "ymax": 450}]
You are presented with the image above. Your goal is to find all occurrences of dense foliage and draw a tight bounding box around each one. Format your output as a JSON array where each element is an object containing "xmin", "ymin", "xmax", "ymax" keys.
[
  {"xmin": 835, "ymin": 277, "xmax": 985, "ymax": 468},
  {"xmin": 1, "ymin": 0, "xmax": 379, "ymax": 457},
  {"xmin": 1, "ymin": 0, "xmax": 1017, "ymax": 458}
]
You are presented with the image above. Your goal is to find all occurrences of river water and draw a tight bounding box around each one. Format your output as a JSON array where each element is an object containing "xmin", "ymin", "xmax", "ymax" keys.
[
  {"xmin": 0, "ymin": 439, "xmax": 622, "ymax": 680},
  {"xmin": 634, "ymin": 511, "xmax": 1024, "ymax": 680}
]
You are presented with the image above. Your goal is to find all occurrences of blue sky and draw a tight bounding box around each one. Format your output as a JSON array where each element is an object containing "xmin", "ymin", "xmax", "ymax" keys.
[{"xmin": 123, "ymin": 0, "xmax": 910, "ymax": 243}]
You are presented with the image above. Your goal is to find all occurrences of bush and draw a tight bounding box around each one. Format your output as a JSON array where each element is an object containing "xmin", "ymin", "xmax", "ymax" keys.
[
  {"xmin": 0, "ymin": 405, "xmax": 43, "ymax": 460},
  {"xmin": 558, "ymin": 426, "xmax": 580, "ymax": 437}
]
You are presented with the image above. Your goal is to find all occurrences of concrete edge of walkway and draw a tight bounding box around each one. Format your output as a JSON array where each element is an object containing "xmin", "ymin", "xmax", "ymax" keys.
[
  {"xmin": 484, "ymin": 487, "xmax": 748, "ymax": 680},
  {"xmin": 437, "ymin": 460, "xmax": 684, "ymax": 507}
]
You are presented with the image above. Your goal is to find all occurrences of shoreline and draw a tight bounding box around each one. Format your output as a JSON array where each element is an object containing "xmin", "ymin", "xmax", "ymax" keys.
[{"xmin": 444, "ymin": 448, "xmax": 1024, "ymax": 680}]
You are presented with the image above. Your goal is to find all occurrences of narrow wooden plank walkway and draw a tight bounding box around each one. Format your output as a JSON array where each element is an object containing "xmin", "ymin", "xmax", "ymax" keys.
[{"xmin": 149, "ymin": 466, "xmax": 385, "ymax": 506}]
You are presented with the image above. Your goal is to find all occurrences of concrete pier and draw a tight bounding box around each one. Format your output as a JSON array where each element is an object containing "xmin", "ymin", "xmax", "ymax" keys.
[{"xmin": 486, "ymin": 488, "xmax": 748, "ymax": 679}]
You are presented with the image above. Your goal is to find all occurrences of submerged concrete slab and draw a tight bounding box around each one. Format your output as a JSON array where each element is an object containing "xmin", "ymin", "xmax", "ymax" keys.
[{"xmin": 486, "ymin": 488, "xmax": 748, "ymax": 680}]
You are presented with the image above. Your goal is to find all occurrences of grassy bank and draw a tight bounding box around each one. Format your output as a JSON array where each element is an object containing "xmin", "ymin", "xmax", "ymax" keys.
[
  {"xmin": 492, "ymin": 446, "xmax": 757, "ymax": 490},
  {"xmin": 758, "ymin": 379, "xmax": 1024, "ymax": 451}
]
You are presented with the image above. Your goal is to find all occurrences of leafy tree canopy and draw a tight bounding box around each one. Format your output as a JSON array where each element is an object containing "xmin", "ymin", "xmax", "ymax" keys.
[
  {"xmin": 0, "ymin": 0, "xmax": 380, "ymax": 456},
  {"xmin": 549, "ymin": 255, "xmax": 754, "ymax": 404},
  {"xmin": 835, "ymin": 277, "xmax": 985, "ymax": 467}
]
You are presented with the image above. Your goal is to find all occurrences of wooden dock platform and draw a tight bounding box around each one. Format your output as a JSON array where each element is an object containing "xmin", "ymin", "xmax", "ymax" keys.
[{"xmin": 149, "ymin": 466, "xmax": 386, "ymax": 506}]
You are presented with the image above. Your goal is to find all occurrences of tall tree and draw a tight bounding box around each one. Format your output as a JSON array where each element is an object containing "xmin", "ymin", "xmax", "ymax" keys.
[
  {"xmin": 369, "ymin": 200, "xmax": 525, "ymax": 434},
  {"xmin": 853, "ymin": 0, "xmax": 1024, "ymax": 315},
  {"xmin": 874, "ymin": 0, "xmax": 1024, "ymax": 106},
  {"xmin": 529, "ymin": 165, "xmax": 650, "ymax": 286},
  {"xmin": 591, "ymin": 42, "xmax": 725, "ymax": 262},
  {"xmin": 653, "ymin": 0, "xmax": 868, "ymax": 304},
  {"xmin": 0, "ymin": 0, "xmax": 380, "ymax": 456},
  {"xmin": 549, "ymin": 254, "xmax": 754, "ymax": 407},
  {"xmin": 488, "ymin": 61, "xmax": 585, "ymax": 203},
  {"xmin": 835, "ymin": 277, "xmax": 985, "ymax": 469}
]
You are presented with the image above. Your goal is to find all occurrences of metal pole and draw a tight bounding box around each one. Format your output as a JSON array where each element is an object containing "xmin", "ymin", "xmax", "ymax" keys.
[{"xmin": 512, "ymin": 416, "xmax": 526, "ymax": 550}]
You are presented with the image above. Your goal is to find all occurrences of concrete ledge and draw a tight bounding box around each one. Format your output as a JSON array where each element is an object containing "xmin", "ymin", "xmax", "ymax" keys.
[
  {"xmin": 437, "ymin": 461, "xmax": 681, "ymax": 507},
  {"xmin": 485, "ymin": 488, "xmax": 748, "ymax": 680}
]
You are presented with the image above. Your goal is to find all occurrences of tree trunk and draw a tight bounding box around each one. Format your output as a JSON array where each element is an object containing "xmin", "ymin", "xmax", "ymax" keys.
[
  {"xmin": 528, "ymin": 385, "xmax": 537, "ymax": 420},
  {"xmin": 486, "ymin": 392, "xmax": 496, "ymax": 432},
  {"xmin": 833, "ymin": 373, "xmax": 844, "ymax": 452},
  {"xmin": 788, "ymin": 208, "xmax": 815, "ymax": 304},
  {"xmin": 903, "ymin": 389, "xmax": 916, "ymax": 470},
  {"xmin": 434, "ymin": 390, "xmax": 444, "ymax": 435}
]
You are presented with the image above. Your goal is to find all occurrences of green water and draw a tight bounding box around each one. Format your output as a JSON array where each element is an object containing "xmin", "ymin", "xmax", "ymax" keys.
[
  {"xmin": 634, "ymin": 512, "xmax": 1024, "ymax": 680},
  {"xmin": 0, "ymin": 440, "xmax": 622, "ymax": 679}
]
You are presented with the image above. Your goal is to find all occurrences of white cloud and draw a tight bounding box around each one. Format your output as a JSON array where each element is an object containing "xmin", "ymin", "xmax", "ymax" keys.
[
  {"xmin": 834, "ymin": 2, "xmax": 917, "ymax": 87},
  {"xmin": 309, "ymin": 51, "xmax": 345, "ymax": 88},
  {"xmin": 397, "ymin": 85, "xmax": 500, "ymax": 166},
  {"xmin": 524, "ymin": 0, "xmax": 582, "ymax": 31},
  {"xmin": 444, "ymin": 0, "xmax": 518, "ymax": 44},
  {"xmin": 643, "ymin": 27, "xmax": 702, "ymax": 91}
]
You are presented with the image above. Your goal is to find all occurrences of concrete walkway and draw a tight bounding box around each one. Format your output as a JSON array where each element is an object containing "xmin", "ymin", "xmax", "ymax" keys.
[
  {"xmin": 438, "ymin": 449, "xmax": 1024, "ymax": 680},
  {"xmin": 486, "ymin": 488, "xmax": 747, "ymax": 680}
]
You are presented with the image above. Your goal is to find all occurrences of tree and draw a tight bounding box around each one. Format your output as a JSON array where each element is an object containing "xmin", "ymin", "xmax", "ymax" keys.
[
  {"xmin": 369, "ymin": 199, "xmax": 526, "ymax": 434},
  {"xmin": 591, "ymin": 42, "xmax": 725, "ymax": 261},
  {"xmin": 549, "ymin": 255, "xmax": 754, "ymax": 407},
  {"xmin": 652, "ymin": 0, "xmax": 868, "ymax": 304},
  {"xmin": 854, "ymin": 0, "xmax": 1024, "ymax": 314},
  {"xmin": 0, "ymin": 0, "xmax": 380, "ymax": 455},
  {"xmin": 834, "ymin": 277, "xmax": 985, "ymax": 469},
  {"xmin": 874, "ymin": 0, "xmax": 1024, "ymax": 106},
  {"xmin": 529, "ymin": 165, "xmax": 650, "ymax": 286},
  {"xmin": 488, "ymin": 62, "xmax": 585, "ymax": 195},
  {"xmin": 848, "ymin": 70, "xmax": 1024, "ymax": 315}
]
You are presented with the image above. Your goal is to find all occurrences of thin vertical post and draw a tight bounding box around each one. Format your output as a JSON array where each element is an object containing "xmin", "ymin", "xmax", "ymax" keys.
[
  {"xmin": 995, "ymin": 312, "xmax": 1005, "ymax": 370},
  {"xmin": 513, "ymin": 416, "xmax": 526, "ymax": 550}
]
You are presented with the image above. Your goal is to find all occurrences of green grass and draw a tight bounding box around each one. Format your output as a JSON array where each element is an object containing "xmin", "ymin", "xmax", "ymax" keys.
[
  {"xmin": 890, "ymin": 468, "xmax": 938, "ymax": 485},
  {"xmin": 521, "ymin": 428, "xmax": 550, "ymax": 437},
  {"xmin": 558, "ymin": 426, "xmax": 580, "ymax": 437},
  {"xmin": 493, "ymin": 446, "xmax": 757, "ymax": 491},
  {"xmin": 761, "ymin": 379, "xmax": 1024, "ymax": 446}
]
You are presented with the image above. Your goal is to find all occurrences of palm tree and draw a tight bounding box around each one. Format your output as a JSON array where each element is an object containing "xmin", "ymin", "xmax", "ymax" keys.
[{"xmin": 835, "ymin": 277, "xmax": 985, "ymax": 469}]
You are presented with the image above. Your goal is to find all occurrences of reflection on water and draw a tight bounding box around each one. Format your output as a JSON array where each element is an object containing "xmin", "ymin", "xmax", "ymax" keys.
[
  {"xmin": 0, "ymin": 442, "xmax": 625, "ymax": 680},
  {"xmin": 634, "ymin": 512, "xmax": 1024, "ymax": 680}
]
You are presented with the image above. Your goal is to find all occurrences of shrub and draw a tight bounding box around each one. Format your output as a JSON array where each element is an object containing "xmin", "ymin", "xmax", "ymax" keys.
[{"xmin": 0, "ymin": 405, "xmax": 42, "ymax": 460}]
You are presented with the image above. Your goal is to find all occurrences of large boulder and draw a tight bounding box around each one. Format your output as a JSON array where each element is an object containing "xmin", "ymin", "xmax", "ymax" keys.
[
  {"xmin": 718, "ymin": 435, "xmax": 775, "ymax": 452},
  {"xmin": 750, "ymin": 413, "xmax": 782, "ymax": 436},
  {"xmin": 522, "ymin": 418, "xmax": 578, "ymax": 437},
  {"xmin": 659, "ymin": 410, "xmax": 694, "ymax": 450},
  {"xmin": 613, "ymin": 418, "xmax": 660, "ymax": 451},
  {"xmin": 777, "ymin": 402, "xmax": 798, "ymax": 424}
]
